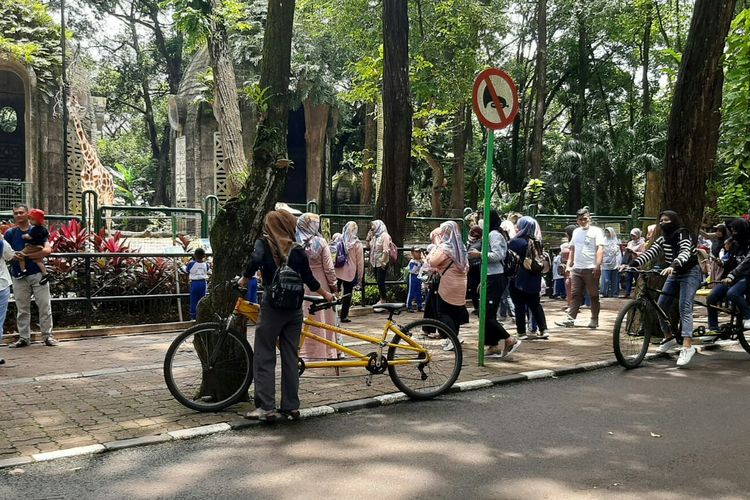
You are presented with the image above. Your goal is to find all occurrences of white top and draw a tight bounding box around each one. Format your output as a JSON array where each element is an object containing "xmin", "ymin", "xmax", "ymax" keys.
[
  {"xmin": 552, "ymin": 254, "xmax": 563, "ymax": 280},
  {"xmin": 186, "ymin": 260, "xmax": 211, "ymax": 281},
  {"xmin": 0, "ymin": 239, "xmax": 15, "ymax": 291},
  {"xmin": 571, "ymin": 226, "xmax": 605, "ymax": 269}
]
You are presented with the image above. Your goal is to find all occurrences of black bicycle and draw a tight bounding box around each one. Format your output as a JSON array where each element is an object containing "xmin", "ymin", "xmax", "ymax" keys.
[{"xmin": 613, "ymin": 268, "xmax": 750, "ymax": 369}]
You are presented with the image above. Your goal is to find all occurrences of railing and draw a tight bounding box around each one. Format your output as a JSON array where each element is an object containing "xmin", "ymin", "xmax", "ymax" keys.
[{"xmin": 4, "ymin": 251, "xmax": 206, "ymax": 330}]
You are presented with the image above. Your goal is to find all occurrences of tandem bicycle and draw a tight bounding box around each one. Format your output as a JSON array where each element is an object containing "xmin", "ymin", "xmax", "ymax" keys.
[
  {"xmin": 164, "ymin": 281, "xmax": 463, "ymax": 411},
  {"xmin": 613, "ymin": 268, "xmax": 750, "ymax": 369}
]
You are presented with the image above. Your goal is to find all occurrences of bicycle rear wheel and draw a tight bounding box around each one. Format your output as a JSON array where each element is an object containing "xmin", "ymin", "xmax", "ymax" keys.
[
  {"xmin": 613, "ymin": 300, "xmax": 652, "ymax": 369},
  {"xmin": 738, "ymin": 326, "xmax": 750, "ymax": 355},
  {"xmin": 387, "ymin": 319, "xmax": 462, "ymax": 399},
  {"xmin": 164, "ymin": 322, "xmax": 253, "ymax": 412}
]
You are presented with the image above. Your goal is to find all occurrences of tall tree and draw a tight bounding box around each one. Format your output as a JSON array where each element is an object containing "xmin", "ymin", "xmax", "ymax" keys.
[
  {"xmin": 661, "ymin": 0, "xmax": 737, "ymax": 231},
  {"xmin": 377, "ymin": 0, "xmax": 411, "ymax": 245},
  {"xmin": 528, "ymin": 0, "xmax": 547, "ymax": 179}
]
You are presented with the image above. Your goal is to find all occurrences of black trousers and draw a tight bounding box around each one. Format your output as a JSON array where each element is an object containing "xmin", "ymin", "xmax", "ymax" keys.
[
  {"xmin": 485, "ymin": 274, "xmax": 511, "ymax": 346},
  {"xmin": 509, "ymin": 282, "xmax": 548, "ymax": 334},
  {"xmin": 467, "ymin": 265, "xmax": 481, "ymax": 311},
  {"xmin": 375, "ymin": 266, "xmax": 388, "ymax": 301},
  {"xmin": 338, "ymin": 279, "xmax": 355, "ymax": 320}
]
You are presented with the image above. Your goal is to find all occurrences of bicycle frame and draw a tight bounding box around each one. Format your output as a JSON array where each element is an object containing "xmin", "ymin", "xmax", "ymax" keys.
[{"xmin": 299, "ymin": 314, "xmax": 429, "ymax": 369}]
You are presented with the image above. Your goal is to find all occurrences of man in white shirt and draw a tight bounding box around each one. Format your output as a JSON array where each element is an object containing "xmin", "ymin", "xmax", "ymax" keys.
[{"xmin": 556, "ymin": 208, "xmax": 604, "ymax": 329}]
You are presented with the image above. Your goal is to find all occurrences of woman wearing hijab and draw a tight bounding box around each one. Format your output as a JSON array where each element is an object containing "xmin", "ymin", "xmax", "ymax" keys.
[
  {"xmin": 367, "ymin": 220, "xmax": 392, "ymax": 305},
  {"xmin": 622, "ymin": 228, "xmax": 646, "ymax": 298},
  {"xmin": 629, "ymin": 210, "xmax": 701, "ymax": 367},
  {"xmin": 466, "ymin": 225, "xmax": 483, "ymax": 314},
  {"xmin": 240, "ymin": 210, "xmax": 335, "ymax": 421},
  {"xmin": 296, "ymin": 213, "xmax": 339, "ymax": 363},
  {"xmin": 701, "ymin": 223, "xmax": 728, "ymax": 283},
  {"xmin": 600, "ymin": 227, "xmax": 622, "ymax": 298},
  {"xmin": 470, "ymin": 210, "xmax": 521, "ymax": 358},
  {"xmin": 427, "ymin": 221, "xmax": 470, "ymax": 351},
  {"xmin": 335, "ymin": 221, "xmax": 365, "ymax": 323},
  {"xmin": 706, "ymin": 218, "xmax": 750, "ymax": 334},
  {"xmin": 508, "ymin": 217, "xmax": 549, "ymax": 340}
]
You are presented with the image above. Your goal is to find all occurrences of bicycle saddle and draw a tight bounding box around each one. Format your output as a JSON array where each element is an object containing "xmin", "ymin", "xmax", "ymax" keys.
[{"xmin": 372, "ymin": 303, "xmax": 407, "ymax": 314}]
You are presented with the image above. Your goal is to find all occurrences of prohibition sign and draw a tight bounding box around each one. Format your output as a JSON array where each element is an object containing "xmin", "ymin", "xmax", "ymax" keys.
[{"xmin": 472, "ymin": 68, "xmax": 519, "ymax": 130}]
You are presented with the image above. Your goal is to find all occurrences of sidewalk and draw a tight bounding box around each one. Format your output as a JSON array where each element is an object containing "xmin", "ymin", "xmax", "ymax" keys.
[{"xmin": 0, "ymin": 298, "xmax": 661, "ymax": 460}]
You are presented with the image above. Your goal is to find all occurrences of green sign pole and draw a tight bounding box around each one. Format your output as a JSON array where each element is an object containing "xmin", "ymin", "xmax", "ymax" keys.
[{"xmin": 477, "ymin": 130, "xmax": 494, "ymax": 366}]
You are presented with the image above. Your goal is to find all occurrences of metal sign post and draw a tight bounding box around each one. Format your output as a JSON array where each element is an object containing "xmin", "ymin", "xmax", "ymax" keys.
[{"xmin": 472, "ymin": 68, "xmax": 519, "ymax": 366}]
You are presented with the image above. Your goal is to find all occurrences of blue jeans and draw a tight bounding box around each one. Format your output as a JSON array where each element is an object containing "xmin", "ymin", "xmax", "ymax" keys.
[
  {"xmin": 624, "ymin": 270, "xmax": 637, "ymax": 296},
  {"xmin": 0, "ymin": 286, "xmax": 10, "ymax": 341},
  {"xmin": 657, "ymin": 266, "xmax": 702, "ymax": 338},
  {"xmin": 553, "ymin": 278, "xmax": 565, "ymax": 298},
  {"xmin": 709, "ymin": 279, "xmax": 750, "ymax": 330},
  {"xmin": 600, "ymin": 269, "xmax": 619, "ymax": 297}
]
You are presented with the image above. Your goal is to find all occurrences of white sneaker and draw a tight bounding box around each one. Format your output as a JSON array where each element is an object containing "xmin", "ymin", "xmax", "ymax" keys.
[
  {"xmin": 743, "ymin": 319, "xmax": 750, "ymax": 330},
  {"xmin": 676, "ymin": 346, "xmax": 696, "ymax": 367},
  {"xmin": 657, "ymin": 338, "xmax": 678, "ymax": 353},
  {"xmin": 442, "ymin": 337, "xmax": 463, "ymax": 351},
  {"xmin": 503, "ymin": 339, "xmax": 522, "ymax": 357}
]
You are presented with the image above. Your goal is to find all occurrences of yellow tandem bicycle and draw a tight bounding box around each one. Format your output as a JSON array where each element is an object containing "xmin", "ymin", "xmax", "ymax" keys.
[{"xmin": 164, "ymin": 283, "xmax": 463, "ymax": 412}]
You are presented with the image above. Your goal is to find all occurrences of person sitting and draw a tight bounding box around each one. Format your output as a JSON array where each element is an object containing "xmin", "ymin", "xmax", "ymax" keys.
[
  {"xmin": 706, "ymin": 218, "xmax": 750, "ymax": 334},
  {"xmin": 627, "ymin": 210, "xmax": 701, "ymax": 367}
]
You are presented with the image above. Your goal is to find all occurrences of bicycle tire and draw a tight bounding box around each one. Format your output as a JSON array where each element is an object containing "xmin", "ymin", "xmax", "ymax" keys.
[
  {"xmin": 613, "ymin": 300, "xmax": 651, "ymax": 369},
  {"xmin": 737, "ymin": 326, "xmax": 750, "ymax": 355},
  {"xmin": 387, "ymin": 319, "xmax": 462, "ymax": 400},
  {"xmin": 164, "ymin": 322, "xmax": 253, "ymax": 412}
]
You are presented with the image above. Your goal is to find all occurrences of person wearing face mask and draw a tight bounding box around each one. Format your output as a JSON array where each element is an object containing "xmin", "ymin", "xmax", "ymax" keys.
[
  {"xmin": 556, "ymin": 208, "xmax": 604, "ymax": 329},
  {"xmin": 627, "ymin": 210, "xmax": 701, "ymax": 367}
]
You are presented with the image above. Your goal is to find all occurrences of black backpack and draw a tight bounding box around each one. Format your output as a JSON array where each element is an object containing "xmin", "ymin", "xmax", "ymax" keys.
[
  {"xmin": 504, "ymin": 249, "xmax": 521, "ymax": 276},
  {"xmin": 268, "ymin": 244, "xmax": 305, "ymax": 310}
]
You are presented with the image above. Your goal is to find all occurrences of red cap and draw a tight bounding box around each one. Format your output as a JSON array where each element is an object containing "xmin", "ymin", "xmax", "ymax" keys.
[{"xmin": 29, "ymin": 208, "xmax": 45, "ymax": 224}]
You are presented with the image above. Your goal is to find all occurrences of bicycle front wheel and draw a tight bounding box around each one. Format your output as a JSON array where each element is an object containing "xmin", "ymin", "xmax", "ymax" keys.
[
  {"xmin": 387, "ymin": 319, "xmax": 462, "ymax": 400},
  {"xmin": 164, "ymin": 322, "xmax": 253, "ymax": 412},
  {"xmin": 613, "ymin": 300, "xmax": 651, "ymax": 369}
]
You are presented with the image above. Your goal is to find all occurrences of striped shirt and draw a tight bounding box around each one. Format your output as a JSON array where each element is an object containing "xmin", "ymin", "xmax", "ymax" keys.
[{"xmin": 633, "ymin": 230, "xmax": 697, "ymax": 273}]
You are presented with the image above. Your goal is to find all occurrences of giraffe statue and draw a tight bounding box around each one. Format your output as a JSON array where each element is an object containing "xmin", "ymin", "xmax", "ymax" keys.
[{"xmin": 68, "ymin": 96, "xmax": 115, "ymax": 233}]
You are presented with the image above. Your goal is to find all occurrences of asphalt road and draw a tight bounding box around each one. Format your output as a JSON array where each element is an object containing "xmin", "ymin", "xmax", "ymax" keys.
[{"xmin": 2, "ymin": 348, "xmax": 749, "ymax": 500}]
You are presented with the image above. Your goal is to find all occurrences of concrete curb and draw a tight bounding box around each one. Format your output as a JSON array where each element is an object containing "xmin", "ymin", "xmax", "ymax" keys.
[{"xmin": 0, "ymin": 347, "xmax": 726, "ymax": 471}]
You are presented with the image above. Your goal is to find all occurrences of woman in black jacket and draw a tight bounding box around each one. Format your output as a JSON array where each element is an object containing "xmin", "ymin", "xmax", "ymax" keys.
[{"xmin": 239, "ymin": 210, "xmax": 334, "ymax": 421}]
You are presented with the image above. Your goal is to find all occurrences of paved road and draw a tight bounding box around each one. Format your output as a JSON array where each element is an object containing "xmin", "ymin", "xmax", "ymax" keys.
[{"xmin": 2, "ymin": 348, "xmax": 749, "ymax": 499}]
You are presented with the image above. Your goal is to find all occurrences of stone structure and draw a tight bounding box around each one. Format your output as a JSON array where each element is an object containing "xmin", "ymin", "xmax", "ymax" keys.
[
  {"xmin": 0, "ymin": 53, "xmax": 101, "ymax": 214},
  {"xmin": 169, "ymin": 49, "xmax": 341, "ymax": 212}
]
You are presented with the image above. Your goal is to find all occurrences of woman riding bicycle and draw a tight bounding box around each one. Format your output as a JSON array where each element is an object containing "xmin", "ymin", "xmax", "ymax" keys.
[{"xmin": 626, "ymin": 210, "xmax": 701, "ymax": 367}]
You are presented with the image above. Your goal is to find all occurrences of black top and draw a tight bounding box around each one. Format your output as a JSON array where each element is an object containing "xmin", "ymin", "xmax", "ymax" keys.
[
  {"xmin": 26, "ymin": 225, "xmax": 49, "ymax": 246},
  {"xmin": 633, "ymin": 229, "xmax": 698, "ymax": 275},
  {"xmin": 243, "ymin": 239, "xmax": 321, "ymax": 295}
]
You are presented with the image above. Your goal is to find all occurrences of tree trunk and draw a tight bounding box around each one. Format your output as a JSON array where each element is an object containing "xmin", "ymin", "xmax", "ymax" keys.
[
  {"xmin": 529, "ymin": 0, "xmax": 547, "ymax": 179},
  {"xmin": 377, "ymin": 0, "xmax": 411, "ymax": 246},
  {"xmin": 661, "ymin": 0, "xmax": 736, "ymax": 232},
  {"xmin": 192, "ymin": 0, "xmax": 296, "ymax": 402},
  {"xmin": 425, "ymin": 153, "xmax": 444, "ymax": 217},
  {"xmin": 303, "ymin": 98, "xmax": 330, "ymax": 204},
  {"xmin": 206, "ymin": 0, "xmax": 248, "ymax": 197},
  {"xmin": 568, "ymin": 6, "xmax": 588, "ymax": 213},
  {"xmin": 642, "ymin": 1, "xmax": 661, "ymax": 217},
  {"xmin": 362, "ymin": 102, "xmax": 376, "ymax": 206},
  {"xmin": 449, "ymin": 106, "xmax": 469, "ymax": 214},
  {"xmin": 509, "ymin": 113, "xmax": 524, "ymax": 193}
]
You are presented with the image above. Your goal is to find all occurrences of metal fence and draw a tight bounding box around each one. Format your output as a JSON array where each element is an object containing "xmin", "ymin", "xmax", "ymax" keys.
[{"xmin": 0, "ymin": 180, "xmax": 32, "ymax": 211}]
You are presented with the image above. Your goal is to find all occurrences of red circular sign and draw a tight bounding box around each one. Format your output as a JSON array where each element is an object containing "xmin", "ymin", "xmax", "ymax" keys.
[{"xmin": 472, "ymin": 68, "xmax": 519, "ymax": 130}]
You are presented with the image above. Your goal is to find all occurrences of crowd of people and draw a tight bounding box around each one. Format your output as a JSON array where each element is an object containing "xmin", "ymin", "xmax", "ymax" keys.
[{"xmin": 4, "ymin": 199, "xmax": 748, "ymax": 416}]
